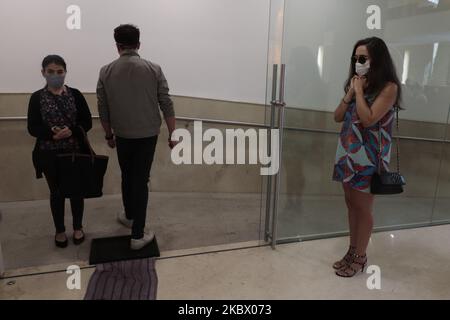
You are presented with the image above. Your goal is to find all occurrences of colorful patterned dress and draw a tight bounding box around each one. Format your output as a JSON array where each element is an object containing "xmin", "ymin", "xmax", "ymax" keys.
[{"xmin": 332, "ymin": 94, "xmax": 394, "ymax": 193}]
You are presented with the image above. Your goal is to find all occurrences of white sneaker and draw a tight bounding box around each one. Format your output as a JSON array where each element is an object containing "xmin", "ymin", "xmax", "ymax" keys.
[
  {"xmin": 117, "ymin": 211, "xmax": 133, "ymax": 229},
  {"xmin": 130, "ymin": 232, "xmax": 155, "ymax": 250}
]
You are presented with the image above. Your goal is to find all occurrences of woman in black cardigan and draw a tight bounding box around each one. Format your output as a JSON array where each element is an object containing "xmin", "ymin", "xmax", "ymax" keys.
[{"xmin": 27, "ymin": 55, "xmax": 92, "ymax": 248}]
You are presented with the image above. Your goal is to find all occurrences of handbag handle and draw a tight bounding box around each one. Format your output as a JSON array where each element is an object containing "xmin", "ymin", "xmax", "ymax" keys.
[
  {"xmin": 70, "ymin": 126, "xmax": 96, "ymax": 163},
  {"xmin": 377, "ymin": 106, "xmax": 400, "ymax": 174},
  {"xmin": 78, "ymin": 126, "xmax": 97, "ymax": 162}
]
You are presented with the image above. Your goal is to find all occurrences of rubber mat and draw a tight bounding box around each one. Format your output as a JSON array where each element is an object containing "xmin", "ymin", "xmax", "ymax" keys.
[{"xmin": 89, "ymin": 235, "xmax": 160, "ymax": 265}]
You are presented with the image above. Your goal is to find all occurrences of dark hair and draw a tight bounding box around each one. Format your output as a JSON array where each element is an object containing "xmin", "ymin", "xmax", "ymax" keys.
[
  {"xmin": 345, "ymin": 37, "xmax": 402, "ymax": 107},
  {"xmin": 42, "ymin": 55, "xmax": 67, "ymax": 71},
  {"xmin": 114, "ymin": 24, "xmax": 140, "ymax": 50}
]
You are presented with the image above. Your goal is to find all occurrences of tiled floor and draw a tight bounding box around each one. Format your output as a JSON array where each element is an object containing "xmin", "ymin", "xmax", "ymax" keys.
[{"xmin": 1, "ymin": 224, "xmax": 450, "ymax": 300}]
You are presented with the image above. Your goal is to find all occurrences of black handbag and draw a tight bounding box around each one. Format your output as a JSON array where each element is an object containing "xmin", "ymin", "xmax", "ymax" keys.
[
  {"xmin": 370, "ymin": 106, "xmax": 406, "ymax": 195},
  {"xmin": 55, "ymin": 127, "xmax": 109, "ymax": 198}
]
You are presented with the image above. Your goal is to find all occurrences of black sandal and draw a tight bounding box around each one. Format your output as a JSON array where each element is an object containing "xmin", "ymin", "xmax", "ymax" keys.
[
  {"xmin": 73, "ymin": 230, "xmax": 85, "ymax": 245},
  {"xmin": 55, "ymin": 235, "xmax": 68, "ymax": 248}
]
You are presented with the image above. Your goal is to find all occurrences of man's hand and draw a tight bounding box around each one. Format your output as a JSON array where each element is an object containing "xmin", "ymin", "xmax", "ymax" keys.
[
  {"xmin": 165, "ymin": 117, "xmax": 176, "ymax": 149},
  {"xmin": 168, "ymin": 129, "xmax": 178, "ymax": 150},
  {"xmin": 168, "ymin": 139, "xmax": 177, "ymax": 150}
]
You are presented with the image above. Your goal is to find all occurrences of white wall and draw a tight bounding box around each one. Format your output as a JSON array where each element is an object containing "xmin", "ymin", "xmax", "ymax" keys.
[
  {"xmin": 2, "ymin": 0, "xmax": 450, "ymax": 123},
  {"xmin": 0, "ymin": 0, "xmax": 270, "ymax": 104}
]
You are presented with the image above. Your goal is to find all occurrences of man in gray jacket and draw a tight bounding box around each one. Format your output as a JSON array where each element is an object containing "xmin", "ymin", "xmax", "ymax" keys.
[{"xmin": 97, "ymin": 24, "xmax": 176, "ymax": 250}]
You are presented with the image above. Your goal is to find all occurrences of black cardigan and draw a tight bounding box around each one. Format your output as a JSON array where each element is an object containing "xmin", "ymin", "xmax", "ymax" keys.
[{"xmin": 27, "ymin": 86, "xmax": 93, "ymax": 178}]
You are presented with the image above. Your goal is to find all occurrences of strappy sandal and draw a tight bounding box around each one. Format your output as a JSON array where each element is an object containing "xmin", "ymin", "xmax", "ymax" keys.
[
  {"xmin": 73, "ymin": 230, "xmax": 85, "ymax": 245},
  {"xmin": 335, "ymin": 254, "xmax": 367, "ymax": 278},
  {"xmin": 332, "ymin": 246, "xmax": 356, "ymax": 270}
]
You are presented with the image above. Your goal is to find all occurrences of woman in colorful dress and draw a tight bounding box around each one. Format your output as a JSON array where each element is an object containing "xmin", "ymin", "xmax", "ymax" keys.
[
  {"xmin": 332, "ymin": 37, "xmax": 402, "ymax": 277},
  {"xmin": 27, "ymin": 55, "xmax": 92, "ymax": 248}
]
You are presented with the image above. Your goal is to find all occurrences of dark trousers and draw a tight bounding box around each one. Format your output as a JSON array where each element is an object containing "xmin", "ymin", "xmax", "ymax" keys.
[
  {"xmin": 44, "ymin": 170, "xmax": 84, "ymax": 234},
  {"xmin": 116, "ymin": 136, "xmax": 158, "ymax": 239}
]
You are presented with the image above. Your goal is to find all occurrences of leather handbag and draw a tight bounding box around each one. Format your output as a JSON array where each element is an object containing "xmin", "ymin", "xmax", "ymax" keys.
[
  {"xmin": 370, "ymin": 106, "xmax": 406, "ymax": 195},
  {"xmin": 55, "ymin": 127, "xmax": 109, "ymax": 198}
]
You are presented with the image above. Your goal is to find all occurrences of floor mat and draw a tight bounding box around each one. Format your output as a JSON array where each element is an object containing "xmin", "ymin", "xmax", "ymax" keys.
[
  {"xmin": 89, "ymin": 235, "xmax": 160, "ymax": 265},
  {"xmin": 84, "ymin": 258, "xmax": 158, "ymax": 300}
]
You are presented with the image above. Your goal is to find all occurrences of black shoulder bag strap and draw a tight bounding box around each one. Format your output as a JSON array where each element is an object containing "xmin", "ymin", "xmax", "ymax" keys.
[{"xmin": 378, "ymin": 106, "xmax": 400, "ymax": 174}]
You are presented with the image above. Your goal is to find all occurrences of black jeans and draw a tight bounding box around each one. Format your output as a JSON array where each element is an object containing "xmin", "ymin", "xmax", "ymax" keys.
[
  {"xmin": 44, "ymin": 170, "xmax": 84, "ymax": 234},
  {"xmin": 116, "ymin": 136, "xmax": 158, "ymax": 239}
]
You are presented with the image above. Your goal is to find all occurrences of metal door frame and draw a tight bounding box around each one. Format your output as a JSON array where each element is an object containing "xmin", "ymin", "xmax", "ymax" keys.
[{"xmin": 264, "ymin": 63, "xmax": 287, "ymax": 249}]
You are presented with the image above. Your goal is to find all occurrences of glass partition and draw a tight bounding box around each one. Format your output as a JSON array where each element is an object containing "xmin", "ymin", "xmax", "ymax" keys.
[
  {"xmin": 0, "ymin": 0, "xmax": 271, "ymax": 275},
  {"xmin": 0, "ymin": 118, "xmax": 267, "ymax": 272},
  {"xmin": 275, "ymin": 0, "xmax": 450, "ymax": 241}
]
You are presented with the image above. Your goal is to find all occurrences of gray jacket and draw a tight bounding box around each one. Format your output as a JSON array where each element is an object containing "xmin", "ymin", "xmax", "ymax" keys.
[{"xmin": 97, "ymin": 51, "xmax": 175, "ymax": 139}]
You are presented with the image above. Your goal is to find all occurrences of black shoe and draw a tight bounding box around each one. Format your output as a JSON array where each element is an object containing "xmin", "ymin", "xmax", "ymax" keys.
[
  {"xmin": 73, "ymin": 230, "xmax": 85, "ymax": 245},
  {"xmin": 55, "ymin": 235, "xmax": 68, "ymax": 248}
]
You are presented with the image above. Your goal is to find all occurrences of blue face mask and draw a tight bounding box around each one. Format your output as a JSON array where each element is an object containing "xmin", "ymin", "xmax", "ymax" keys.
[{"xmin": 45, "ymin": 74, "xmax": 65, "ymax": 89}]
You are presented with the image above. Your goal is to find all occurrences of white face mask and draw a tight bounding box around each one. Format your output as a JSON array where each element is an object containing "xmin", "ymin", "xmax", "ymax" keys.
[{"xmin": 355, "ymin": 61, "xmax": 370, "ymax": 76}]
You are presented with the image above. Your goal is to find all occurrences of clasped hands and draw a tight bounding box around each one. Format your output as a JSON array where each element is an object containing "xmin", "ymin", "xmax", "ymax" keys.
[
  {"xmin": 350, "ymin": 75, "xmax": 367, "ymax": 95},
  {"xmin": 52, "ymin": 125, "xmax": 72, "ymax": 140}
]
